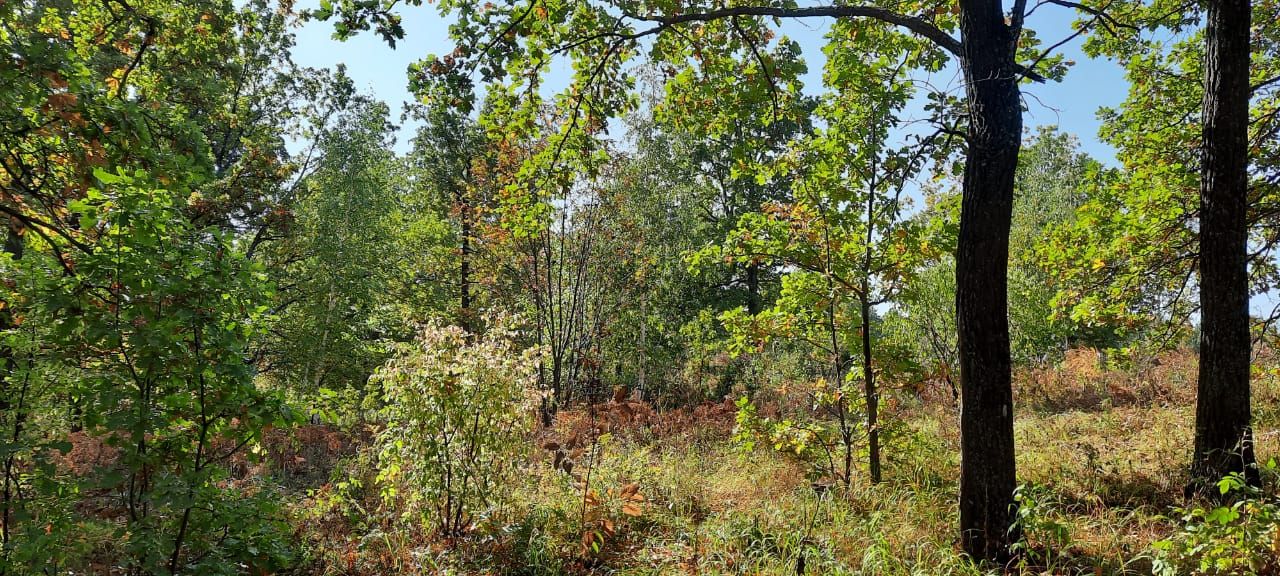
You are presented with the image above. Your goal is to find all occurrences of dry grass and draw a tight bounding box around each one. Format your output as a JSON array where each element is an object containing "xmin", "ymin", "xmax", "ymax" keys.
[{"xmin": 284, "ymin": 347, "xmax": 1280, "ymax": 575}]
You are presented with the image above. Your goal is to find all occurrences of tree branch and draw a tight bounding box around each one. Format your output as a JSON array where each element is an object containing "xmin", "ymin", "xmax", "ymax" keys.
[{"xmin": 628, "ymin": 6, "xmax": 961, "ymax": 56}]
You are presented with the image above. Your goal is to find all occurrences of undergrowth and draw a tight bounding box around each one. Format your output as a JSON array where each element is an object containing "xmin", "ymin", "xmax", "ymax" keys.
[{"xmin": 280, "ymin": 348, "xmax": 1280, "ymax": 575}]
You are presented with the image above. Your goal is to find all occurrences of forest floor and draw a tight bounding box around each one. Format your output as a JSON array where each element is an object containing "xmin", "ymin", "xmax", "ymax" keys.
[{"xmin": 284, "ymin": 349, "xmax": 1280, "ymax": 575}]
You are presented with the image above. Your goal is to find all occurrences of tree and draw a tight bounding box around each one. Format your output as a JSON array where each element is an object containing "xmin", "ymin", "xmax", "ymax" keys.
[
  {"xmin": 256, "ymin": 100, "xmax": 409, "ymax": 396},
  {"xmin": 1064, "ymin": 0, "xmax": 1280, "ymax": 490},
  {"xmin": 589, "ymin": 113, "xmax": 720, "ymax": 401},
  {"xmin": 407, "ymin": 103, "xmax": 492, "ymax": 331},
  {"xmin": 711, "ymin": 32, "xmax": 951, "ymax": 486},
  {"xmin": 900, "ymin": 127, "xmax": 1106, "ymax": 398},
  {"xmin": 1192, "ymin": 0, "xmax": 1258, "ymax": 491},
  {"xmin": 312, "ymin": 0, "xmax": 1125, "ymax": 559},
  {"xmin": 1009, "ymin": 128, "xmax": 1107, "ymax": 362},
  {"xmin": 655, "ymin": 46, "xmax": 814, "ymax": 317},
  {"xmin": 0, "ymin": 1, "xmax": 326, "ymax": 569}
]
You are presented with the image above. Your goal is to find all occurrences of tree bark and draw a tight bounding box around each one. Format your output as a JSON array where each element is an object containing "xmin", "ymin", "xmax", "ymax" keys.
[
  {"xmin": 860, "ymin": 291, "xmax": 881, "ymax": 485},
  {"xmin": 955, "ymin": 0, "xmax": 1022, "ymax": 561},
  {"xmin": 459, "ymin": 195, "xmax": 473, "ymax": 333},
  {"xmin": 861, "ymin": 186, "xmax": 881, "ymax": 485},
  {"xmin": 1191, "ymin": 0, "xmax": 1258, "ymax": 493}
]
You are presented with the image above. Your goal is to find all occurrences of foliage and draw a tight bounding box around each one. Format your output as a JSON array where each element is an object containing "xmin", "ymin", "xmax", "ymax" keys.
[
  {"xmin": 257, "ymin": 100, "xmax": 420, "ymax": 398},
  {"xmin": 1009, "ymin": 128, "xmax": 1112, "ymax": 361},
  {"xmin": 6, "ymin": 0, "xmax": 1280, "ymax": 571},
  {"xmin": 1046, "ymin": 0, "xmax": 1280, "ymax": 341},
  {"xmin": 373, "ymin": 316, "xmax": 541, "ymax": 537},
  {"xmin": 0, "ymin": 0, "xmax": 339, "ymax": 571},
  {"xmin": 1150, "ymin": 464, "xmax": 1280, "ymax": 576},
  {"xmin": 732, "ymin": 395, "xmax": 842, "ymax": 481},
  {"xmin": 2, "ymin": 168, "xmax": 295, "ymax": 574},
  {"xmin": 1008, "ymin": 483, "xmax": 1073, "ymax": 569}
]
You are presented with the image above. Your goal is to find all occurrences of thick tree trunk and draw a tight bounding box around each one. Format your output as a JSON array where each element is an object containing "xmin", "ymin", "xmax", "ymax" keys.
[
  {"xmin": 956, "ymin": 0, "xmax": 1022, "ymax": 561},
  {"xmin": 1192, "ymin": 0, "xmax": 1258, "ymax": 493}
]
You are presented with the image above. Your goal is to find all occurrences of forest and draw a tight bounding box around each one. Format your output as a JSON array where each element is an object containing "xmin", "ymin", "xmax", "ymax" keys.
[{"xmin": 2, "ymin": 0, "xmax": 1280, "ymax": 574}]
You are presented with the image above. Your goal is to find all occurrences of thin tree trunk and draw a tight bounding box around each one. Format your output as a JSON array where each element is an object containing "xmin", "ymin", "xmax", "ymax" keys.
[
  {"xmin": 638, "ymin": 297, "xmax": 646, "ymax": 395},
  {"xmin": 956, "ymin": 0, "xmax": 1022, "ymax": 560},
  {"xmin": 1, "ymin": 223, "xmax": 23, "ymax": 566},
  {"xmin": 458, "ymin": 190, "xmax": 473, "ymax": 333},
  {"xmin": 746, "ymin": 262, "xmax": 761, "ymax": 315},
  {"xmin": 862, "ymin": 177, "xmax": 881, "ymax": 485},
  {"xmin": 860, "ymin": 292, "xmax": 880, "ymax": 485},
  {"xmin": 819, "ymin": 200, "xmax": 851, "ymax": 489},
  {"xmin": 1191, "ymin": 0, "xmax": 1258, "ymax": 493}
]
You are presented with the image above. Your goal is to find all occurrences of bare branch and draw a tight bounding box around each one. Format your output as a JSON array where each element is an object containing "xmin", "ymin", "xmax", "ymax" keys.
[{"xmin": 629, "ymin": 5, "xmax": 962, "ymax": 56}]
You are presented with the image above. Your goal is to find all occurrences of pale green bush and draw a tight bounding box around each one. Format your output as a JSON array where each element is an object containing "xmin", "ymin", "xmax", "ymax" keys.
[{"xmin": 373, "ymin": 316, "xmax": 541, "ymax": 536}]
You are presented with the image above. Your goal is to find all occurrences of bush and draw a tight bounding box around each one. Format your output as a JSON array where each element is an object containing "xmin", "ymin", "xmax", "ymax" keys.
[
  {"xmin": 1150, "ymin": 465, "xmax": 1280, "ymax": 575},
  {"xmin": 3, "ymin": 170, "xmax": 295, "ymax": 575},
  {"xmin": 373, "ymin": 316, "xmax": 541, "ymax": 537}
]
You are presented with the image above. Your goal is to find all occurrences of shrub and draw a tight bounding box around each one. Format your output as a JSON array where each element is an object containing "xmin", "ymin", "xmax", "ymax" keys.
[
  {"xmin": 1150, "ymin": 464, "xmax": 1280, "ymax": 575},
  {"xmin": 1009, "ymin": 483, "xmax": 1073, "ymax": 569},
  {"xmin": 3, "ymin": 170, "xmax": 295, "ymax": 575},
  {"xmin": 373, "ymin": 316, "xmax": 541, "ymax": 537}
]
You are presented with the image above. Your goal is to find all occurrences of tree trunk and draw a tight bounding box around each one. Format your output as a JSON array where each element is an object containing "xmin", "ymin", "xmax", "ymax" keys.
[
  {"xmin": 1191, "ymin": 0, "xmax": 1258, "ymax": 493},
  {"xmin": 459, "ymin": 200, "xmax": 473, "ymax": 333},
  {"xmin": 1, "ymin": 222, "xmax": 24, "ymax": 560},
  {"xmin": 861, "ymin": 189, "xmax": 880, "ymax": 485},
  {"xmin": 956, "ymin": 0, "xmax": 1022, "ymax": 561},
  {"xmin": 860, "ymin": 291, "xmax": 881, "ymax": 485},
  {"xmin": 746, "ymin": 262, "xmax": 761, "ymax": 315}
]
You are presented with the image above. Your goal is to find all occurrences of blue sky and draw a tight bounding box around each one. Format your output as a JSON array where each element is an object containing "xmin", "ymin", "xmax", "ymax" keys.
[
  {"xmin": 289, "ymin": 5, "xmax": 1130, "ymax": 162},
  {"xmin": 288, "ymin": 4, "xmax": 1280, "ymax": 319}
]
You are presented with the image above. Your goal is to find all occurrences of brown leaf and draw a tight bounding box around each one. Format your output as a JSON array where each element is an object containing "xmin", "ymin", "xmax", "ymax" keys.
[{"xmin": 43, "ymin": 71, "xmax": 68, "ymax": 89}]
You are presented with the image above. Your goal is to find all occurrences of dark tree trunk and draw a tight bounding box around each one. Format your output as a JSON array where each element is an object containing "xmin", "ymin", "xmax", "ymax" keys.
[
  {"xmin": 1191, "ymin": 0, "xmax": 1258, "ymax": 493},
  {"xmin": 459, "ymin": 199, "xmax": 473, "ymax": 333},
  {"xmin": 746, "ymin": 262, "xmax": 761, "ymax": 315},
  {"xmin": 860, "ymin": 292, "xmax": 881, "ymax": 485},
  {"xmin": 861, "ymin": 189, "xmax": 881, "ymax": 485},
  {"xmin": 956, "ymin": 0, "xmax": 1022, "ymax": 561}
]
